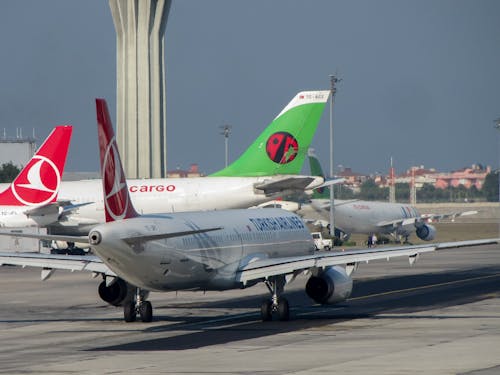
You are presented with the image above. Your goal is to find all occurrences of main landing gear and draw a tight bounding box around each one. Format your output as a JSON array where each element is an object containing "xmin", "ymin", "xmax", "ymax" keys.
[
  {"xmin": 123, "ymin": 287, "xmax": 153, "ymax": 323},
  {"xmin": 260, "ymin": 276, "xmax": 290, "ymax": 322}
]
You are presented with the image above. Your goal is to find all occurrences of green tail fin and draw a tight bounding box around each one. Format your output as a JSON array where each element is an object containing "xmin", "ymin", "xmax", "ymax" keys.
[
  {"xmin": 210, "ymin": 91, "xmax": 330, "ymax": 177},
  {"xmin": 308, "ymin": 148, "xmax": 330, "ymax": 199}
]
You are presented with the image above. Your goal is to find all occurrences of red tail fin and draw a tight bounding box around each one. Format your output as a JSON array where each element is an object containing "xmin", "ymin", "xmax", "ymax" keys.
[
  {"xmin": 96, "ymin": 98, "xmax": 139, "ymax": 222},
  {"xmin": 0, "ymin": 126, "xmax": 72, "ymax": 206}
]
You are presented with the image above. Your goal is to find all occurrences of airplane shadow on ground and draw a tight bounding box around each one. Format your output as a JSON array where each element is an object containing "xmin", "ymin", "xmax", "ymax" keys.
[{"xmin": 90, "ymin": 266, "xmax": 500, "ymax": 351}]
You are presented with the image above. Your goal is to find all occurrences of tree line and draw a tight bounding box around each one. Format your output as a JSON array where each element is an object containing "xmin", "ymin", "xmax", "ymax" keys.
[
  {"xmin": 0, "ymin": 162, "xmax": 20, "ymax": 183},
  {"xmin": 333, "ymin": 171, "xmax": 499, "ymax": 203}
]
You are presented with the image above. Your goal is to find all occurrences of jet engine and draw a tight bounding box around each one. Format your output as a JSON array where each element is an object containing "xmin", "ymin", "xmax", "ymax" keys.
[
  {"xmin": 415, "ymin": 223, "xmax": 436, "ymax": 241},
  {"xmin": 305, "ymin": 266, "xmax": 353, "ymax": 304},
  {"xmin": 98, "ymin": 278, "xmax": 136, "ymax": 306}
]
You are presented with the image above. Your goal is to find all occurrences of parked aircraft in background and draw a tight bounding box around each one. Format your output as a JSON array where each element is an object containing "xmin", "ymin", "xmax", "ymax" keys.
[
  {"xmin": 0, "ymin": 99, "xmax": 497, "ymax": 323},
  {"xmin": 0, "ymin": 126, "xmax": 73, "ymax": 228},
  {"xmin": 0, "ymin": 91, "xmax": 330, "ymax": 252},
  {"xmin": 303, "ymin": 149, "xmax": 477, "ymax": 242}
]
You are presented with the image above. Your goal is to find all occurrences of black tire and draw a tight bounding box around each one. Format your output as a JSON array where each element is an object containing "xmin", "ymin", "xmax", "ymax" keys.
[
  {"xmin": 277, "ymin": 297, "xmax": 290, "ymax": 321},
  {"xmin": 139, "ymin": 301, "xmax": 153, "ymax": 322},
  {"xmin": 123, "ymin": 302, "xmax": 136, "ymax": 322},
  {"xmin": 260, "ymin": 299, "xmax": 273, "ymax": 322}
]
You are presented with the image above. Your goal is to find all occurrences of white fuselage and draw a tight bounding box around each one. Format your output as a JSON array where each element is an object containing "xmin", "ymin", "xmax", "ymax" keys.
[
  {"xmin": 0, "ymin": 176, "xmax": 318, "ymax": 233},
  {"xmin": 308, "ymin": 199, "xmax": 420, "ymax": 236},
  {"xmin": 90, "ymin": 208, "xmax": 315, "ymax": 292}
]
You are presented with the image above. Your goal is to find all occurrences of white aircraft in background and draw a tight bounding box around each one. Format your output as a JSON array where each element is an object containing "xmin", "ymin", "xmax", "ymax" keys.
[
  {"xmin": 0, "ymin": 125, "xmax": 73, "ymax": 227},
  {"xmin": 0, "ymin": 99, "xmax": 497, "ymax": 323},
  {"xmin": 0, "ymin": 91, "xmax": 331, "ymax": 251},
  {"xmin": 304, "ymin": 149, "xmax": 478, "ymax": 242}
]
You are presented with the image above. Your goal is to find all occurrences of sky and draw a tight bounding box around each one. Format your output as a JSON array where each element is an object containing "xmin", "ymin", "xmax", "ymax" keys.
[{"xmin": 0, "ymin": 0, "xmax": 499, "ymax": 176}]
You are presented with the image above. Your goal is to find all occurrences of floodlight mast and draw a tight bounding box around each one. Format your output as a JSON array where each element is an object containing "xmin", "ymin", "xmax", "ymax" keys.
[
  {"xmin": 219, "ymin": 124, "xmax": 232, "ymax": 168},
  {"xmin": 329, "ymin": 74, "xmax": 341, "ymax": 239},
  {"xmin": 495, "ymin": 118, "xmax": 500, "ymax": 237}
]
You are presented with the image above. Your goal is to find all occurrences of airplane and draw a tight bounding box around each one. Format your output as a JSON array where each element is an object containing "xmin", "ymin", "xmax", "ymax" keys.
[
  {"xmin": 0, "ymin": 125, "xmax": 73, "ymax": 228},
  {"xmin": 2, "ymin": 91, "xmax": 331, "ymax": 251},
  {"xmin": 302, "ymin": 149, "xmax": 478, "ymax": 243},
  {"xmin": 0, "ymin": 99, "xmax": 497, "ymax": 323}
]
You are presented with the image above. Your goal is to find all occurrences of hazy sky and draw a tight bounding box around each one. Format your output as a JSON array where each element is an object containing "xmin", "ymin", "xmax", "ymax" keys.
[{"xmin": 0, "ymin": 1, "xmax": 499, "ymax": 175}]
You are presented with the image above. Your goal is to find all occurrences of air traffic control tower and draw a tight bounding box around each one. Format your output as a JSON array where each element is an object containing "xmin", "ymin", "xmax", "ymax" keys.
[{"xmin": 109, "ymin": 0, "xmax": 171, "ymax": 178}]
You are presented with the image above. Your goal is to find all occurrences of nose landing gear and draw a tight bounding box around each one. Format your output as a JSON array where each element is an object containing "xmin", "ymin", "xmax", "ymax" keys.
[{"xmin": 123, "ymin": 287, "xmax": 152, "ymax": 323}]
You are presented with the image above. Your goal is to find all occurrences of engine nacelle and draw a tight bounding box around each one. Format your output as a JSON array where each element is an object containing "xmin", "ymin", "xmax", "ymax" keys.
[
  {"xmin": 305, "ymin": 266, "xmax": 353, "ymax": 305},
  {"xmin": 98, "ymin": 278, "xmax": 136, "ymax": 306},
  {"xmin": 416, "ymin": 223, "xmax": 436, "ymax": 241}
]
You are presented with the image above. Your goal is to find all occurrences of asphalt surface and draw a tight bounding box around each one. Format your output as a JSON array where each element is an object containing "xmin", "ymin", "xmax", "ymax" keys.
[{"xmin": 1, "ymin": 243, "xmax": 499, "ymax": 374}]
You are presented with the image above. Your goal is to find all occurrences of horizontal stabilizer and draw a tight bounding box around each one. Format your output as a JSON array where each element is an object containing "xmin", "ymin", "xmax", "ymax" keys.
[
  {"xmin": 313, "ymin": 178, "xmax": 346, "ymax": 189},
  {"xmin": 60, "ymin": 201, "xmax": 94, "ymax": 214},
  {"xmin": 23, "ymin": 200, "xmax": 92, "ymax": 218},
  {"xmin": 255, "ymin": 176, "xmax": 323, "ymax": 195},
  {"xmin": 122, "ymin": 227, "xmax": 223, "ymax": 245},
  {"xmin": 23, "ymin": 202, "xmax": 61, "ymax": 217}
]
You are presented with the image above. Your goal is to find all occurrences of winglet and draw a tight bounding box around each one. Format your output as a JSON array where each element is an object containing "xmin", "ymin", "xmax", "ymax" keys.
[
  {"xmin": 0, "ymin": 125, "xmax": 72, "ymax": 206},
  {"xmin": 95, "ymin": 99, "xmax": 139, "ymax": 222}
]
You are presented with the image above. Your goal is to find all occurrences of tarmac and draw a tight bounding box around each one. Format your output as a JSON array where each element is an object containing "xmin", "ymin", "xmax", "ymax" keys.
[{"xmin": 1, "ymin": 242, "xmax": 499, "ymax": 374}]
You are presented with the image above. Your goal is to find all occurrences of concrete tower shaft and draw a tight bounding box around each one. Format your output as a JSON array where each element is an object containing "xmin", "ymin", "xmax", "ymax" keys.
[{"xmin": 109, "ymin": 0, "xmax": 171, "ymax": 178}]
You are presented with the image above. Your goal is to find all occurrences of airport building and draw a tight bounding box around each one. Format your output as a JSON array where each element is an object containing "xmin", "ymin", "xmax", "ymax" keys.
[{"xmin": 0, "ymin": 133, "xmax": 36, "ymax": 168}]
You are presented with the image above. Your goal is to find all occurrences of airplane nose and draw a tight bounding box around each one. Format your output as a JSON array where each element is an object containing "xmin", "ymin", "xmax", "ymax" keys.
[{"xmin": 89, "ymin": 230, "xmax": 102, "ymax": 245}]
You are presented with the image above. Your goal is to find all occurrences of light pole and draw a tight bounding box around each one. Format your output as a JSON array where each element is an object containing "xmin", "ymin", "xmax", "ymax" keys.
[
  {"xmin": 329, "ymin": 74, "xmax": 341, "ymax": 239},
  {"xmin": 495, "ymin": 119, "xmax": 500, "ymax": 236},
  {"xmin": 219, "ymin": 124, "xmax": 232, "ymax": 168}
]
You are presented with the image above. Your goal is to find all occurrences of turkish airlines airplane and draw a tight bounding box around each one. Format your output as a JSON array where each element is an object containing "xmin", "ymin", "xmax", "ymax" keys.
[
  {"xmin": 0, "ymin": 126, "xmax": 73, "ymax": 227},
  {"xmin": 303, "ymin": 149, "xmax": 477, "ymax": 242},
  {"xmin": 1, "ymin": 91, "xmax": 330, "ymax": 251},
  {"xmin": 0, "ymin": 99, "xmax": 497, "ymax": 323}
]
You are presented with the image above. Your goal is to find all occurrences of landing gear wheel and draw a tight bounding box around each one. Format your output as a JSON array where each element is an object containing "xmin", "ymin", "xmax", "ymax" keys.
[
  {"xmin": 260, "ymin": 299, "xmax": 273, "ymax": 322},
  {"xmin": 277, "ymin": 297, "xmax": 290, "ymax": 321},
  {"xmin": 139, "ymin": 301, "xmax": 153, "ymax": 322},
  {"xmin": 123, "ymin": 301, "xmax": 136, "ymax": 322}
]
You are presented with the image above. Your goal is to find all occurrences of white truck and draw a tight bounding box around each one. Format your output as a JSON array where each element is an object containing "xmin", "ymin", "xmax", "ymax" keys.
[{"xmin": 311, "ymin": 232, "xmax": 332, "ymax": 251}]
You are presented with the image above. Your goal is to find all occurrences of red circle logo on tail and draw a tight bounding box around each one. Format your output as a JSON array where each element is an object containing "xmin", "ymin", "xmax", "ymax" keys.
[
  {"xmin": 12, "ymin": 156, "xmax": 60, "ymax": 206},
  {"xmin": 103, "ymin": 137, "xmax": 129, "ymax": 220},
  {"xmin": 266, "ymin": 132, "xmax": 299, "ymax": 164}
]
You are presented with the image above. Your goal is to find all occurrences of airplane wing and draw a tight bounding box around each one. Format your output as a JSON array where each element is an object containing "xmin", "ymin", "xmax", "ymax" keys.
[
  {"xmin": 0, "ymin": 252, "xmax": 114, "ymax": 279},
  {"xmin": 236, "ymin": 238, "xmax": 500, "ymax": 284},
  {"xmin": 376, "ymin": 218, "xmax": 416, "ymax": 228},
  {"xmin": 420, "ymin": 210, "xmax": 478, "ymax": 222},
  {"xmin": 0, "ymin": 230, "xmax": 88, "ymax": 244},
  {"xmin": 376, "ymin": 210, "xmax": 479, "ymax": 229},
  {"xmin": 255, "ymin": 176, "xmax": 323, "ymax": 195}
]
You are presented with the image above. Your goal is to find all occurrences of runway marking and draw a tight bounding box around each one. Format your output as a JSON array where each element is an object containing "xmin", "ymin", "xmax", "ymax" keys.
[{"xmin": 350, "ymin": 273, "xmax": 500, "ymax": 301}]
